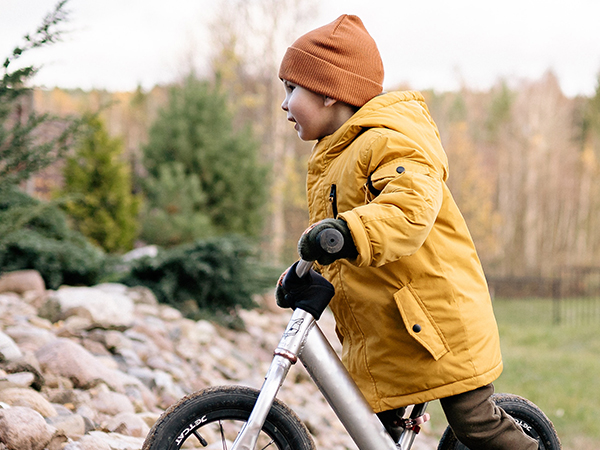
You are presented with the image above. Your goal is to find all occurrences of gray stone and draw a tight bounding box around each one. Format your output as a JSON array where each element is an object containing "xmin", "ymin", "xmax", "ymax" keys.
[
  {"xmin": 0, "ymin": 270, "xmax": 45, "ymax": 295},
  {"xmin": 0, "ymin": 371, "xmax": 35, "ymax": 389},
  {"xmin": 36, "ymin": 339, "xmax": 144, "ymax": 393},
  {"xmin": 63, "ymin": 433, "xmax": 112, "ymax": 450},
  {"xmin": 45, "ymin": 412, "xmax": 86, "ymax": 436},
  {"xmin": 121, "ymin": 246, "xmax": 158, "ymax": 263},
  {"xmin": 104, "ymin": 411, "xmax": 150, "ymax": 437},
  {"xmin": 87, "ymin": 431, "xmax": 145, "ymax": 450},
  {"xmin": 91, "ymin": 389, "xmax": 135, "ymax": 416},
  {"xmin": 0, "ymin": 406, "xmax": 57, "ymax": 450},
  {"xmin": 42, "ymin": 286, "xmax": 134, "ymax": 329},
  {"xmin": 0, "ymin": 331, "xmax": 22, "ymax": 362},
  {"xmin": 4, "ymin": 325, "xmax": 55, "ymax": 353},
  {"xmin": 127, "ymin": 286, "xmax": 158, "ymax": 305},
  {"xmin": 0, "ymin": 387, "xmax": 57, "ymax": 417}
]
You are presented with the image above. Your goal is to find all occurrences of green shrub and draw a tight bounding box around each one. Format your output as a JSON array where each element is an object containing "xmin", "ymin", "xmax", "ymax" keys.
[
  {"xmin": 120, "ymin": 236, "xmax": 280, "ymax": 319},
  {"xmin": 0, "ymin": 186, "xmax": 105, "ymax": 289}
]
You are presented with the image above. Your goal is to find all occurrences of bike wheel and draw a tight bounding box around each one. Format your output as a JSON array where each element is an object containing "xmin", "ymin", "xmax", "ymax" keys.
[
  {"xmin": 142, "ymin": 385, "xmax": 316, "ymax": 450},
  {"xmin": 437, "ymin": 393, "xmax": 561, "ymax": 450}
]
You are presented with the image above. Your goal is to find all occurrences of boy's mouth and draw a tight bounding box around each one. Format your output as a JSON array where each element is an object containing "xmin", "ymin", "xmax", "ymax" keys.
[{"xmin": 287, "ymin": 116, "xmax": 298, "ymax": 130}]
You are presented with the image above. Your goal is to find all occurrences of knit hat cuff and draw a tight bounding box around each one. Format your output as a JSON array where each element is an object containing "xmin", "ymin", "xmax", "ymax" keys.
[{"xmin": 279, "ymin": 47, "xmax": 383, "ymax": 107}]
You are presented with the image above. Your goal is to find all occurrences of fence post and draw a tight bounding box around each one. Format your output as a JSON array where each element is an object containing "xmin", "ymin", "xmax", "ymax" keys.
[{"xmin": 552, "ymin": 277, "xmax": 561, "ymax": 325}]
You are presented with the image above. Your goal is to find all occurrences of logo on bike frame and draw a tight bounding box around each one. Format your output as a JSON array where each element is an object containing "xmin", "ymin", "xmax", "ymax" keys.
[{"xmin": 283, "ymin": 318, "xmax": 304, "ymax": 338}]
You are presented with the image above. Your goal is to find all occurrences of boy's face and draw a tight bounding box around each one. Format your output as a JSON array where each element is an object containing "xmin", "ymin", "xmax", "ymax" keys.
[{"xmin": 281, "ymin": 80, "xmax": 339, "ymax": 141}]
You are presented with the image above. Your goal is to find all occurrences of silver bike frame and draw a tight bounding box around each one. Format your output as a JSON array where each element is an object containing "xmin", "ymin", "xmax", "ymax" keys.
[{"xmin": 230, "ymin": 260, "xmax": 423, "ymax": 450}]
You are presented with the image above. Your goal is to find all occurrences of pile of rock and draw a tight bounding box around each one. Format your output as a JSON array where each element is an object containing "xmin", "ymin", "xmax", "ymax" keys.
[{"xmin": 0, "ymin": 269, "xmax": 437, "ymax": 450}]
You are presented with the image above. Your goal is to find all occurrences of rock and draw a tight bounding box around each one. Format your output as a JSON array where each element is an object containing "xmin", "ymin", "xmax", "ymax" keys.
[
  {"xmin": 91, "ymin": 389, "xmax": 135, "ymax": 416},
  {"xmin": 93, "ymin": 283, "xmax": 130, "ymax": 295},
  {"xmin": 0, "ymin": 331, "xmax": 22, "ymax": 362},
  {"xmin": 0, "ymin": 360, "xmax": 45, "ymax": 390},
  {"xmin": 122, "ymin": 245, "xmax": 158, "ymax": 263},
  {"xmin": 63, "ymin": 433, "xmax": 112, "ymax": 450},
  {"xmin": 0, "ymin": 270, "xmax": 45, "ymax": 295},
  {"xmin": 137, "ymin": 411, "xmax": 160, "ymax": 428},
  {"xmin": 178, "ymin": 319, "xmax": 216, "ymax": 345},
  {"xmin": 86, "ymin": 431, "xmax": 145, "ymax": 450},
  {"xmin": 0, "ymin": 406, "xmax": 57, "ymax": 450},
  {"xmin": 35, "ymin": 339, "xmax": 134, "ymax": 392},
  {"xmin": 158, "ymin": 305, "xmax": 182, "ymax": 321},
  {"xmin": 41, "ymin": 286, "xmax": 134, "ymax": 329},
  {"xmin": 0, "ymin": 387, "xmax": 57, "ymax": 417},
  {"xmin": 45, "ymin": 412, "xmax": 86, "ymax": 436},
  {"xmin": 0, "ymin": 293, "xmax": 38, "ymax": 324},
  {"xmin": 0, "ymin": 371, "xmax": 35, "ymax": 388},
  {"xmin": 127, "ymin": 286, "xmax": 158, "ymax": 305},
  {"xmin": 4, "ymin": 325, "xmax": 56, "ymax": 353},
  {"xmin": 104, "ymin": 411, "xmax": 150, "ymax": 437}
]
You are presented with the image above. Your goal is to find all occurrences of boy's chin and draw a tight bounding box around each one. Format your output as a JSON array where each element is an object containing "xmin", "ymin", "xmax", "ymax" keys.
[{"xmin": 297, "ymin": 129, "xmax": 321, "ymax": 141}]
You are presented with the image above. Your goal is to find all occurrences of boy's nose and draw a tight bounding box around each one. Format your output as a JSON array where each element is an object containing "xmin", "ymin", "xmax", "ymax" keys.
[{"xmin": 281, "ymin": 98, "xmax": 288, "ymax": 111}]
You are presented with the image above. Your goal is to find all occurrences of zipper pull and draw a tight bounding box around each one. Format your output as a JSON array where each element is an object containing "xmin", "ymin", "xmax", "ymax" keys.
[
  {"xmin": 329, "ymin": 184, "xmax": 338, "ymax": 217},
  {"xmin": 329, "ymin": 184, "xmax": 336, "ymax": 203}
]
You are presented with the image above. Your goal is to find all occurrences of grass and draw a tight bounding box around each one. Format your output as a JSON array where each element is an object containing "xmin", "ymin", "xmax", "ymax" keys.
[
  {"xmin": 492, "ymin": 297, "xmax": 600, "ymax": 450},
  {"xmin": 423, "ymin": 298, "xmax": 600, "ymax": 449}
]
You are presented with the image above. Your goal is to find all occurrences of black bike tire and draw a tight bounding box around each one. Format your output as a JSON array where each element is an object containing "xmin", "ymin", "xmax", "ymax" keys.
[
  {"xmin": 437, "ymin": 393, "xmax": 561, "ymax": 450},
  {"xmin": 142, "ymin": 385, "xmax": 316, "ymax": 450}
]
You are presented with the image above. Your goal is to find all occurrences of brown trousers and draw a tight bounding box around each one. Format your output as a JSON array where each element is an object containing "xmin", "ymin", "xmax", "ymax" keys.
[{"xmin": 440, "ymin": 384, "xmax": 538, "ymax": 450}]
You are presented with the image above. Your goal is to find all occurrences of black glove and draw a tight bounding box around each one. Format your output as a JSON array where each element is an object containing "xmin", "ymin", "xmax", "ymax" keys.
[
  {"xmin": 298, "ymin": 218, "xmax": 358, "ymax": 265},
  {"xmin": 274, "ymin": 261, "xmax": 335, "ymax": 320}
]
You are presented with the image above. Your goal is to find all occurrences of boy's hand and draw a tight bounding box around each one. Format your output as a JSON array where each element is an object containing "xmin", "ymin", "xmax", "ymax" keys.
[
  {"xmin": 275, "ymin": 261, "xmax": 335, "ymax": 320},
  {"xmin": 298, "ymin": 218, "xmax": 358, "ymax": 265}
]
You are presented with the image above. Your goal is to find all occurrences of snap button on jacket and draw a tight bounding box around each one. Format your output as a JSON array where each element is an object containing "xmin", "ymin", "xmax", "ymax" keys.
[{"xmin": 306, "ymin": 91, "xmax": 503, "ymax": 412}]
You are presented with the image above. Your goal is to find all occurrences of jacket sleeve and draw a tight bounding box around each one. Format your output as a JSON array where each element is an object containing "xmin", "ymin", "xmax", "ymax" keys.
[{"xmin": 338, "ymin": 133, "xmax": 444, "ymax": 268}]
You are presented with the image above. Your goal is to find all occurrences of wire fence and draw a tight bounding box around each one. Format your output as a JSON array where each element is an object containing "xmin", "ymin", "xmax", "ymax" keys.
[{"xmin": 488, "ymin": 266, "xmax": 600, "ymax": 326}]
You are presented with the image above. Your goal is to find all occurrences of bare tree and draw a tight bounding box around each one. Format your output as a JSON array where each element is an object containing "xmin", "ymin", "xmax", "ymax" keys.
[{"xmin": 208, "ymin": 0, "xmax": 318, "ymax": 264}]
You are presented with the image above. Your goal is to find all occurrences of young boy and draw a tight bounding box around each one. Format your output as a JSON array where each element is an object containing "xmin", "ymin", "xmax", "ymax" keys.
[{"xmin": 276, "ymin": 14, "xmax": 538, "ymax": 450}]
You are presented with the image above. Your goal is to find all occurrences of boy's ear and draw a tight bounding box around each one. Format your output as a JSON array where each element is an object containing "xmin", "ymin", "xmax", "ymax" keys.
[{"xmin": 323, "ymin": 96, "xmax": 338, "ymax": 107}]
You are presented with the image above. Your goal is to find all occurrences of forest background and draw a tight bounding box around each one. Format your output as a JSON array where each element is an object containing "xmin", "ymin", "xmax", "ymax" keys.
[{"xmin": 5, "ymin": 0, "xmax": 600, "ymax": 285}]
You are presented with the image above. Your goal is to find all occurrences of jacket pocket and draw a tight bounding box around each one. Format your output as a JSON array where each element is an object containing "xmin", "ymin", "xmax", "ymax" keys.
[
  {"xmin": 364, "ymin": 159, "xmax": 430, "ymax": 203},
  {"xmin": 393, "ymin": 284, "xmax": 450, "ymax": 360}
]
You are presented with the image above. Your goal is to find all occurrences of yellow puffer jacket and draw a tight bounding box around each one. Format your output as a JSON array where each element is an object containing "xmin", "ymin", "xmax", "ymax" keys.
[{"xmin": 306, "ymin": 91, "xmax": 502, "ymax": 412}]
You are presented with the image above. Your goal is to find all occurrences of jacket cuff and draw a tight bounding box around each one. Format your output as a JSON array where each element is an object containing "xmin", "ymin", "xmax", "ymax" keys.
[{"xmin": 338, "ymin": 210, "xmax": 372, "ymax": 267}]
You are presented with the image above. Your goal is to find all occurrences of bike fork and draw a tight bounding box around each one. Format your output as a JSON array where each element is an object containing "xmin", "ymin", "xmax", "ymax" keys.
[{"xmin": 230, "ymin": 309, "xmax": 315, "ymax": 450}]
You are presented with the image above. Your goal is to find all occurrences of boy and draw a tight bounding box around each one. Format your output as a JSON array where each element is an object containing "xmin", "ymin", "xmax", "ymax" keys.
[{"xmin": 276, "ymin": 14, "xmax": 538, "ymax": 450}]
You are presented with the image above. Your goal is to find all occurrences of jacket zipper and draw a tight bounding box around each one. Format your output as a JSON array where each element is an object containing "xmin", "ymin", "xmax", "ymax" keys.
[{"xmin": 329, "ymin": 184, "xmax": 338, "ymax": 218}]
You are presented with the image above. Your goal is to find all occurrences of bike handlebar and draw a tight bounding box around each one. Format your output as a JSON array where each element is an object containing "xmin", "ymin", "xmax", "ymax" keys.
[
  {"xmin": 295, "ymin": 228, "xmax": 345, "ymax": 277},
  {"xmin": 295, "ymin": 259, "xmax": 313, "ymax": 278}
]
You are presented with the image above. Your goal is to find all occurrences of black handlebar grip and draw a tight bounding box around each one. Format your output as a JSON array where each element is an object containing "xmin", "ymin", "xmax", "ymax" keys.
[{"xmin": 318, "ymin": 228, "xmax": 344, "ymax": 254}]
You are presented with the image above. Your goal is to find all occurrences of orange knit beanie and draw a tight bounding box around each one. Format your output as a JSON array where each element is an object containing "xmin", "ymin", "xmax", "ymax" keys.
[{"xmin": 279, "ymin": 14, "xmax": 384, "ymax": 107}]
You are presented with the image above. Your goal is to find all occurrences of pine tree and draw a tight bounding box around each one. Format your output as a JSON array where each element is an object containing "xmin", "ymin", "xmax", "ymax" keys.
[
  {"xmin": 0, "ymin": 0, "xmax": 79, "ymax": 191},
  {"xmin": 142, "ymin": 75, "xmax": 268, "ymax": 243},
  {"xmin": 140, "ymin": 162, "xmax": 213, "ymax": 246},
  {"xmin": 61, "ymin": 114, "xmax": 140, "ymax": 253}
]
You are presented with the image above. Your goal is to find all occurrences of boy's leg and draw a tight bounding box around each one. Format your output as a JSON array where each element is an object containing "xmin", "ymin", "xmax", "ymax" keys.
[{"xmin": 439, "ymin": 384, "xmax": 538, "ymax": 450}]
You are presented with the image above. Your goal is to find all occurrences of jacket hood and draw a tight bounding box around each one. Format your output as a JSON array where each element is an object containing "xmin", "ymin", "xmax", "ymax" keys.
[{"xmin": 317, "ymin": 91, "xmax": 449, "ymax": 180}]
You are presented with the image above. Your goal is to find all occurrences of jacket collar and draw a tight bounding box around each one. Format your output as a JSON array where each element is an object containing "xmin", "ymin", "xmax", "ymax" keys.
[{"xmin": 309, "ymin": 90, "xmax": 447, "ymax": 177}]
